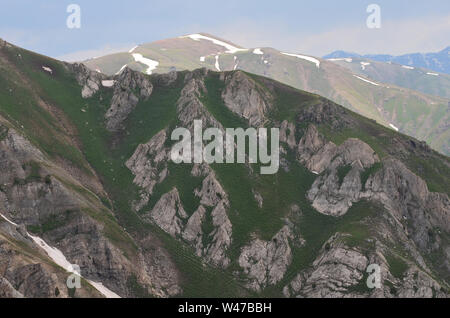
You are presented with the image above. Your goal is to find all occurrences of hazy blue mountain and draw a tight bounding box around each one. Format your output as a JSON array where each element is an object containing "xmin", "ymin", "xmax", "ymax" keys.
[{"xmin": 324, "ymin": 47, "xmax": 450, "ymax": 75}]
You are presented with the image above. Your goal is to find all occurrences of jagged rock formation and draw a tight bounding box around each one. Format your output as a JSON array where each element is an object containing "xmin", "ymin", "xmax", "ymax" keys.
[
  {"xmin": 222, "ymin": 71, "xmax": 272, "ymax": 127},
  {"xmin": 279, "ymin": 120, "xmax": 297, "ymax": 150},
  {"xmin": 126, "ymin": 129, "xmax": 169, "ymax": 211},
  {"xmin": 145, "ymin": 188, "xmax": 188, "ymax": 236},
  {"xmin": 143, "ymin": 170, "xmax": 233, "ymax": 268},
  {"xmin": 105, "ymin": 67, "xmax": 153, "ymax": 131},
  {"xmin": 283, "ymin": 232, "xmax": 447, "ymax": 298},
  {"xmin": 70, "ymin": 63, "xmax": 106, "ymax": 98},
  {"xmin": 177, "ymin": 69, "xmax": 223, "ymax": 130},
  {"xmin": 0, "ymin": 123, "xmax": 181, "ymax": 298},
  {"xmin": 239, "ymin": 226, "xmax": 295, "ymax": 292},
  {"xmin": 300, "ymin": 125, "xmax": 379, "ymax": 215}
]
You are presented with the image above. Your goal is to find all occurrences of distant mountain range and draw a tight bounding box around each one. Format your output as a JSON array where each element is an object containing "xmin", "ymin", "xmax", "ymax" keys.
[
  {"xmin": 84, "ymin": 33, "xmax": 450, "ymax": 155},
  {"xmin": 324, "ymin": 47, "xmax": 450, "ymax": 75}
]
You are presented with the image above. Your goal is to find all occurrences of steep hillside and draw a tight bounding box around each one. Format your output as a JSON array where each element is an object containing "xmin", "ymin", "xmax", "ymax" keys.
[
  {"xmin": 84, "ymin": 33, "xmax": 450, "ymax": 156},
  {"xmin": 1, "ymin": 39, "xmax": 449, "ymax": 298}
]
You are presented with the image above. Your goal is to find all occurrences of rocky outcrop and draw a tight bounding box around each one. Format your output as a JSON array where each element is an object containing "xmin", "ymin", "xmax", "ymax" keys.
[
  {"xmin": 284, "ymin": 232, "xmax": 448, "ymax": 298},
  {"xmin": 177, "ymin": 69, "xmax": 222, "ymax": 130},
  {"xmin": 126, "ymin": 129, "xmax": 169, "ymax": 211},
  {"xmin": 143, "ymin": 170, "xmax": 232, "ymax": 268},
  {"xmin": 280, "ymin": 120, "xmax": 296, "ymax": 149},
  {"xmin": 204, "ymin": 201, "xmax": 232, "ymax": 267},
  {"xmin": 238, "ymin": 226, "xmax": 294, "ymax": 292},
  {"xmin": 221, "ymin": 71, "xmax": 272, "ymax": 127},
  {"xmin": 70, "ymin": 63, "xmax": 106, "ymax": 98},
  {"xmin": 301, "ymin": 125, "xmax": 379, "ymax": 216},
  {"xmin": 0, "ymin": 125, "xmax": 181, "ymax": 298},
  {"xmin": 297, "ymin": 124, "xmax": 450, "ymax": 289},
  {"xmin": 285, "ymin": 234, "xmax": 369, "ymax": 298},
  {"xmin": 145, "ymin": 188, "xmax": 188, "ymax": 237},
  {"xmin": 297, "ymin": 124, "xmax": 337, "ymax": 174},
  {"xmin": 0, "ymin": 217, "xmax": 100, "ymax": 298},
  {"xmin": 105, "ymin": 67, "xmax": 153, "ymax": 131},
  {"xmin": 363, "ymin": 158, "xmax": 450, "ymax": 253},
  {"xmin": 194, "ymin": 172, "xmax": 228, "ymax": 207}
]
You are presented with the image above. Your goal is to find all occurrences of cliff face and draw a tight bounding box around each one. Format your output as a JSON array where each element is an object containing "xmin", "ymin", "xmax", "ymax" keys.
[{"xmin": 0, "ymin": 40, "xmax": 449, "ymax": 297}]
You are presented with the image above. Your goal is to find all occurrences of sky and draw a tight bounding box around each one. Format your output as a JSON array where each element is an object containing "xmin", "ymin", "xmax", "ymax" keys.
[{"xmin": 0, "ymin": 0, "xmax": 449, "ymax": 61}]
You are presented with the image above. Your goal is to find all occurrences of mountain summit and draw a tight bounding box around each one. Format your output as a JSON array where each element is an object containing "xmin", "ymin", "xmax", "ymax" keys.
[{"xmin": 84, "ymin": 34, "xmax": 450, "ymax": 156}]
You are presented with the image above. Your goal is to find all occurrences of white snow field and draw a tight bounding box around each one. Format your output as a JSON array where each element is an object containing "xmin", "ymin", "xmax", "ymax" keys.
[
  {"xmin": 353, "ymin": 75, "xmax": 380, "ymax": 86},
  {"xmin": 360, "ymin": 62, "xmax": 371, "ymax": 70},
  {"xmin": 253, "ymin": 48, "xmax": 264, "ymax": 55},
  {"xmin": 281, "ymin": 52, "xmax": 320, "ymax": 68},
  {"xmin": 42, "ymin": 66, "xmax": 53, "ymax": 74},
  {"xmin": 389, "ymin": 124, "xmax": 399, "ymax": 132},
  {"xmin": 132, "ymin": 53, "xmax": 159, "ymax": 75},
  {"xmin": 101, "ymin": 80, "xmax": 115, "ymax": 87},
  {"xmin": 181, "ymin": 33, "xmax": 247, "ymax": 54},
  {"xmin": 327, "ymin": 58, "xmax": 353, "ymax": 63},
  {"xmin": 215, "ymin": 55, "xmax": 221, "ymax": 71},
  {"xmin": 115, "ymin": 64, "xmax": 127, "ymax": 75}
]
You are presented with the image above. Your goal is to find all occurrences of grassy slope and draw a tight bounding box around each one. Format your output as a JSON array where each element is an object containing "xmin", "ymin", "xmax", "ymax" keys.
[{"xmin": 2, "ymin": 42, "xmax": 449, "ymax": 296}]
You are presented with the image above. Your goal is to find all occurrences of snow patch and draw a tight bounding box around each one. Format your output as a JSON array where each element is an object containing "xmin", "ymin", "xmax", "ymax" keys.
[
  {"xmin": 253, "ymin": 48, "xmax": 264, "ymax": 55},
  {"xmin": 42, "ymin": 66, "xmax": 53, "ymax": 74},
  {"xmin": 215, "ymin": 55, "xmax": 221, "ymax": 71},
  {"xmin": 401, "ymin": 65, "xmax": 414, "ymax": 70},
  {"xmin": 200, "ymin": 56, "xmax": 205, "ymax": 62},
  {"xmin": 389, "ymin": 123, "xmax": 399, "ymax": 132},
  {"xmin": 353, "ymin": 75, "xmax": 380, "ymax": 86},
  {"xmin": 132, "ymin": 53, "xmax": 159, "ymax": 75},
  {"xmin": 328, "ymin": 58, "xmax": 352, "ymax": 63},
  {"xmin": 0, "ymin": 213, "xmax": 18, "ymax": 226},
  {"xmin": 264, "ymin": 60, "xmax": 268, "ymax": 64},
  {"xmin": 181, "ymin": 34, "xmax": 247, "ymax": 54},
  {"xmin": 115, "ymin": 64, "xmax": 127, "ymax": 75},
  {"xmin": 128, "ymin": 46, "xmax": 138, "ymax": 53},
  {"xmin": 426, "ymin": 72, "xmax": 439, "ymax": 76},
  {"xmin": 312, "ymin": 171, "xmax": 319, "ymax": 175},
  {"xmin": 282, "ymin": 52, "xmax": 320, "ymax": 68},
  {"xmin": 0, "ymin": 213, "xmax": 120, "ymax": 298},
  {"xmin": 360, "ymin": 62, "xmax": 371, "ymax": 70},
  {"xmin": 101, "ymin": 80, "xmax": 115, "ymax": 87}
]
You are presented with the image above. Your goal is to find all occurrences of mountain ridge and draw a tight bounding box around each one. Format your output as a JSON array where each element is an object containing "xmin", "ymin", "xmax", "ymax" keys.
[
  {"xmin": 0, "ymin": 39, "xmax": 449, "ymax": 297},
  {"xmin": 324, "ymin": 46, "xmax": 450, "ymax": 75},
  {"xmin": 83, "ymin": 33, "xmax": 450, "ymax": 156}
]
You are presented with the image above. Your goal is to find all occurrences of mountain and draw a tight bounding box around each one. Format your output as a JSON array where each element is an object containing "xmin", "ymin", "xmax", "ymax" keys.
[
  {"xmin": 326, "ymin": 56, "xmax": 450, "ymax": 99},
  {"xmin": 324, "ymin": 47, "xmax": 450, "ymax": 75},
  {"xmin": 84, "ymin": 33, "xmax": 450, "ymax": 156},
  {"xmin": 1, "ymin": 39, "xmax": 450, "ymax": 298}
]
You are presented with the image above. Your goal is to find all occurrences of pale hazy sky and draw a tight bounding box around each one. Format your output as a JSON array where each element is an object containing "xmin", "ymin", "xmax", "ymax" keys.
[{"xmin": 1, "ymin": 0, "xmax": 449, "ymax": 61}]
